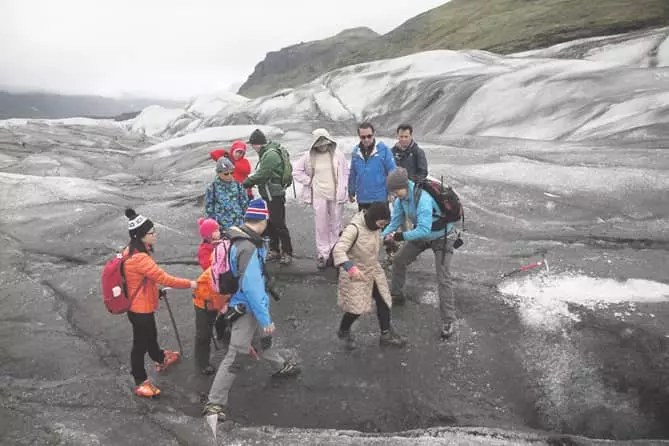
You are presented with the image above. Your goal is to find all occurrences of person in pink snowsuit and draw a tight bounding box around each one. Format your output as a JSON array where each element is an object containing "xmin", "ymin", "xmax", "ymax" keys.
[{"xmin": 293, "ymin": 128, "xmax": 350, "ymax": 270}]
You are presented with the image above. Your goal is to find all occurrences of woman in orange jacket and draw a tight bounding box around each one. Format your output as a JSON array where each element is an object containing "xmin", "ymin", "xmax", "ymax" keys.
[{"xmin": 123, "ymin": 208, "xmax": 196, "ymax": 398}]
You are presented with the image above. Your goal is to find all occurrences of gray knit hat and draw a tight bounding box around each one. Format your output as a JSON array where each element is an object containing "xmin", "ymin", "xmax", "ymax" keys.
[
  {"xmin": 215, "ymin": 157, "xmax": 234, "ymax": 173},
  {"xmin": 386, "ymin": 167, "xmax": 409, "ymax": 191}
]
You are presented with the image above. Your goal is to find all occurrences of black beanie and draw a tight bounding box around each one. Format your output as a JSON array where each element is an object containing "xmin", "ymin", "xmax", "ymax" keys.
[
  {"xmin": 248, "ymin": 129, "xmax": 267, "ymax": 145},
  {"xmin": 125, "ymin": 208, "xmax": 154, "ymax": 239},
  {"xmin": 364, "ymin": 202, "xmax": 391, "ymax": 230}
]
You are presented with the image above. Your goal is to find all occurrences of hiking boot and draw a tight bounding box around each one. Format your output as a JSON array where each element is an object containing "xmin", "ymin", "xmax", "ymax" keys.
[
  {"xmin": 201, "ymin": 365, "xmax": 216, "ymax": 376},
  {"xmin": 265, "ymin": 250, "xmax": 281, "ymax": 262},
  {"xmin": 337, "ymin": 329, "xmax": 357, "ymax": 350},
  {"xmin": 155, "ymin": 350, "xmax": 180, "ymax": 372},
  {"xmin": 380, "ymin": 331, "xmax": 407, "ymax": 348},
  {"xmin": 272, "ymin": 361, "xmax": 301, "ymax": 378},
  {"xmin": 202, "ymin": 403, "xmax": 227, "ymax": 422},
  {"xmin": 279, "ymin": 254, "xmax": 293, "ymax": 265},
  {"xmin": 440, "ymin": 322, "xmax": 455, "ymax": 340},
  {"xmin": 134, "ymin": 380, "xmax": 161, "ymax": 398},
  {"xmin": 316, "ymin": 257, "xmax": 327, "ymax": 271},
  {"xmin": 391, "ymin": 294, "xmax": 406, "ymax": 306}
]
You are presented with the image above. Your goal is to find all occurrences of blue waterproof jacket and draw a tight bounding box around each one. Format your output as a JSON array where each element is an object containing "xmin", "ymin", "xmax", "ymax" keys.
[
  {"xmin": 227, "ymin": 227, "xmax": 272, "ymax": 327},
  {"xmin": 348, "ymin": 141, "xmax": 396, "ymax": 204}
]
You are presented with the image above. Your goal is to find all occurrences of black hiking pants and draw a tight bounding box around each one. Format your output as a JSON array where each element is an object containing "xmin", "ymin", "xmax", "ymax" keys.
[
  {"xmin": 339, "ymin": 282, "xmax": 391, "ymax": 333},
  {"xmin": 194, "ymin": 305, "xmax": 218, "ymax": 371},
  {"xmin": 265, "ymin": 195, "xmax": 293, "ymax": 255},
  {"xmin": 127, "ymin": 311, "xmax": 165, "ymax": 385}
]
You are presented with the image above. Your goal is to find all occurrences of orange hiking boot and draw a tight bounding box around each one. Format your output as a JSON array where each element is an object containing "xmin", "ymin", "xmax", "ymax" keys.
[
  {"xmin": 134, "ymin": 380, "xmax": 161, "ymax": 398},
  {"xmin": 155, "ymin": 350, "xmax": 180, "ymax": 373}
]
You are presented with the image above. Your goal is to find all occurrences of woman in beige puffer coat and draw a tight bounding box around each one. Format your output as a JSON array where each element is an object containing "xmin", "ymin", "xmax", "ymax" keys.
[{"xmin": 332, "ymin": 202, "xmax": 406, "ymax": 349}]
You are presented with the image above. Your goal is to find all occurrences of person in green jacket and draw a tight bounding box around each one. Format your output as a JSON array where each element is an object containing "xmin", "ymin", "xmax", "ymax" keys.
[{"xmin": 243, "ymin": 129, "xmax": 294, "ymax": 265}]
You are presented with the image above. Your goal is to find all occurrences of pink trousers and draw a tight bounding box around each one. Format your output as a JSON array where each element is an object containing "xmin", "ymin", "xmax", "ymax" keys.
[{"xmin": 312, "ymin": 195, "xmax": 344, "ymax": 259}]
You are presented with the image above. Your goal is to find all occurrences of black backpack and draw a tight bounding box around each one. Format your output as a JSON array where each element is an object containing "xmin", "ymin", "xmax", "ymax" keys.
[
  {"xmin": 413, "ymin": 177, "xmax": 464, "ymax": 231},
  {"xmin": 325, "ymin": 224, "xmax": 360, "ymax": 271}
]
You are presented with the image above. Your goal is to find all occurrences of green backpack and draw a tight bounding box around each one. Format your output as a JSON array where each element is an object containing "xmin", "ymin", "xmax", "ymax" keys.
[{"xmin": 266, "ymin": 142, "xmax": 293, "ymax": 189}]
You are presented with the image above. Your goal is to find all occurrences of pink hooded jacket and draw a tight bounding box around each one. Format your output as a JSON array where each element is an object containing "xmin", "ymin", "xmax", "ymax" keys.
[{"xmin": 293, "ymin": 128, "xmax": 349, "ymax": 204}]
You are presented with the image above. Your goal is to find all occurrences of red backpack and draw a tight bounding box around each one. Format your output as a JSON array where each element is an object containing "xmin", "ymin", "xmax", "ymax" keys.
[{"xmin": 101, "ymin": 252, "xmax": 144, "ymax": 314}]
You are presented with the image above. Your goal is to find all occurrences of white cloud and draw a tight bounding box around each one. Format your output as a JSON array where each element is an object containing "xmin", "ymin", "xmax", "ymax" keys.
[{"xmin": 0, "ymin": 0, "xmax": 447, "ymax": 100}]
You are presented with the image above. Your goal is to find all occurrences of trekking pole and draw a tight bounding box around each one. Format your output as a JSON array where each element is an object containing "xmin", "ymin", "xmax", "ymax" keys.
[{"xmin": 159, "ymin": 288, "xmax": 184, "ymax": 354}]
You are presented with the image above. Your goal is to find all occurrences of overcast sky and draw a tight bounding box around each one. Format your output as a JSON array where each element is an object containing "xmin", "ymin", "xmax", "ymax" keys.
[{"xmin": 1, "ymin": 0, "xmax": 446, "ymax": 100}]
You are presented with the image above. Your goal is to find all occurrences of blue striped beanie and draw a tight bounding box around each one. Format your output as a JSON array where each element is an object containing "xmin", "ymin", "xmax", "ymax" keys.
[{"xmin": 245, "ymin": 199, "xmax": 270, "ymax": 221}]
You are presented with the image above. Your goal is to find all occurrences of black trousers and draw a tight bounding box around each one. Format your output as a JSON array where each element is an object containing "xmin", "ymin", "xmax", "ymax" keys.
[
  {"xmin": 339, "ymin": 282, "xmax": 391, "ymax": 333},
  {"xmin": 265, "ymin": 195, "xmax": 293, "ymax": 255},
  {"xmin": 194, "ymin": 305, "xmax": 218, "ymax": 370},
  {"xmin": 127, "ymin": 311, "xmax": 165, "ymax": 385}
]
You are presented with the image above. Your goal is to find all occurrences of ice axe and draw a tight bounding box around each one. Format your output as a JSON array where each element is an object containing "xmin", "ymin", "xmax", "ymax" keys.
[
  {"xmin": 159, "ymin": 288, "xmax": 184, "ymax": 355},
  {"xmin": 499, "ymin": 251, "xmax": 550, "ymax": 280}
]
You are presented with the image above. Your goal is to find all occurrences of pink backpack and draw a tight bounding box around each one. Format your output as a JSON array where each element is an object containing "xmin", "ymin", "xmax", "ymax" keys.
[
  {"xmin": 210, "ymin": 235, "xmax": 244, "ymax": 296},
  {"xmin": 101, "ymin": 252, "xmax": 145, "ymax": 314}
]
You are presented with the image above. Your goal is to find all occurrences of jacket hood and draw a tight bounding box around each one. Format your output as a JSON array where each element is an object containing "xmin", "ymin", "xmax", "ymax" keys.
[
  {"xmin": 309, "ymin": 128, "xmax": 337, "ymax": 152},
  {"xmin": 226, "ymin": 225, "xmax": 264, "ymax": 245}
]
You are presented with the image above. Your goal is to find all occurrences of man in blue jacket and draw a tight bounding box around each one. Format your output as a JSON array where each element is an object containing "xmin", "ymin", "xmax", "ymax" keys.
[
  {"xmin": 348, "ymin": 122, "xmax": 396, "ymax": 211},
  {"xmin": 381, "ymin": 168, "xmax": 458, "ymax": 340},
  {"xmin": 204, "ymin": 199, "xmax": 300, "ymax": 421}
]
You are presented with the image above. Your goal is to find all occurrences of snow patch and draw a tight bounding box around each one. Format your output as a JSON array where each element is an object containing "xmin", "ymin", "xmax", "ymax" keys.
[
  {"xmin": 0, "ymin": 172, "xmax": 120, "ymax": 210},
  {"xmin": 140, "ymin": 125, "xmax": 284, "ymax": 158},
  {"xmin": 498, "ymin": 272, "xmax": 669, "ymax": 330},
  {"xmin": 658, "ymin": 34, "xmax": 669, "ymax": 67},
  {"xmin": 457, "ymin": 160, "xmax": 669, "ymax": 195},
  {"xmin": 185, "ymin": 92, "xmax": 248, "ymax": 117},
  {"xmin": 128, "ymin": 105, "xmax": 185, "ymax": 136}
]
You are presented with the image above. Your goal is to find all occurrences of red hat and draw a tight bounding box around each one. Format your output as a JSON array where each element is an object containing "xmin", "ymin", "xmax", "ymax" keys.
[
  {"xmin": 198, "ymin": 217, "xmax": 219, "ymax": 239},
  {"xmin": 210, "ymin": 149, "xmax": 228, "ymax": 161},
  {"xmin": 230, "ymin": 140, "xmax": 247, "ymax": 155}
]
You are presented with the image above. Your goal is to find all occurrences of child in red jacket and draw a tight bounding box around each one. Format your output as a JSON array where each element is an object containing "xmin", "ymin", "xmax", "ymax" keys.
[
  {"xmin": 209, "ymin": 140, "xmax": 253, "ymax": 199},
  {"xmin": 197, "ymin": 218, "xmax": 220, "ymax": 270}
]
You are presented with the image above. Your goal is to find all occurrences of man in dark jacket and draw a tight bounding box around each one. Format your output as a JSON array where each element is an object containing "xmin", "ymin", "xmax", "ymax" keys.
[
  {"xmin": 392, "ymin": 124, "xmax": 428, "ymax": 181},
  {"xmin": 243, "ymin": 129, "xmax": 294, "ymax": 265}
]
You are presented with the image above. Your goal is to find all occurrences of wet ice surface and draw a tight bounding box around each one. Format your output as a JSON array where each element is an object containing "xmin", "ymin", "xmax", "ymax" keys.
[{"xmin": 2, "ymin": 37, "xmax": 669, "ymax": 444}]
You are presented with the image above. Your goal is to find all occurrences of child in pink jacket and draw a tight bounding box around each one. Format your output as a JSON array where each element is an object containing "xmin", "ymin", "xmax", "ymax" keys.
[{"xmin": 293, "ymin": 128, "xmax": 350, "ymax": 270}]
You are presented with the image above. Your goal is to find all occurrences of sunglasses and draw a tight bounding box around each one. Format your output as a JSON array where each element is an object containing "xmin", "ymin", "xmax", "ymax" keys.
[
  {"xmin": 359, "ymin": 134, "xmax": 374, "ymax": 140},
  {"xmin": 219, "ymin": 171, "xmax": 233, "ymax": 176}
]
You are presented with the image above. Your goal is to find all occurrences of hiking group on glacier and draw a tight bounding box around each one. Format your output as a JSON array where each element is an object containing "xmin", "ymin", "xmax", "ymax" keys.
[{"xmin": 110, "ymin": 122, "xmax": 463, "ymax": 421}]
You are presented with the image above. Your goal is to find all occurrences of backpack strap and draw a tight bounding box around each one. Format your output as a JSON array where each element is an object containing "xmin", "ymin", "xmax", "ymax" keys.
[{"xmin": 120, "ymin": 252, "xmax": 147, "ymax": 304}]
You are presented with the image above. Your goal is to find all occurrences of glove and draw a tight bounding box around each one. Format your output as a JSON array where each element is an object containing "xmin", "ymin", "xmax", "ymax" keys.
[{"xmin": 392, "ymin": 232, "xmax": 404, "ymax": 242}]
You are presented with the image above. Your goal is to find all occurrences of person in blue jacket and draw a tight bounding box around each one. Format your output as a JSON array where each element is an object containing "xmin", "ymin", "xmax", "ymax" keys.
[
  {"xmin": 348, "ymin": 122, "xmax": 396, "ymax": 211},
  {"xmin": 381, "ymin": 168, "xmax": 458, "ymax": 341},
  {"xmin": 203, "ymin": 199, "xmax": 300, "ymax": 421}
]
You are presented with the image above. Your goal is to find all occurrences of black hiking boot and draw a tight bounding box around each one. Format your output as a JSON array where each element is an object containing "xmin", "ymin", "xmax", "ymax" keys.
[
  {"xmin": 279, "ymin": 253, "xmax": 293, "ymax": 265},
  {"xmin": 265, "ymin": 250, "xmax": 281, "ymax": 262},
  {"xmin": 317, "ymin": 257, "xmax": 327, "ymax": 271},
  {"xmin": 201, "ymin": 365, "xmax": 216, "ymax": 376},
  {"xmin": 202, "ymin": 403, "xmax": 227, "ymax": 422},
  {"xmin": 380, "ymin": 331, "xmax": 407, "ymax": 348},
  {"xmin": 337, "ymin": 329, "xmax": 357, "ymax": 350},
  {"xmin": 440, "ymin": 321, "xmax": 455, "ymax": 340},
  {"xmin": 272, "ymin": 361, "xmax": 301, "ymax": 378}
]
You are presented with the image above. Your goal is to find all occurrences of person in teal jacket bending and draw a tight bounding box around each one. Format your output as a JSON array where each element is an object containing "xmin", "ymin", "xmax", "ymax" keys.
[{"xmin": 381, "ymin": 168, "xmax": 458, "ymax": 341}]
